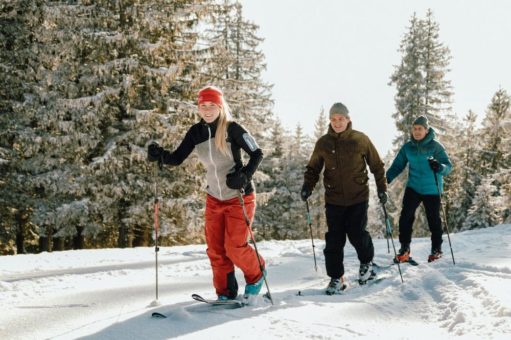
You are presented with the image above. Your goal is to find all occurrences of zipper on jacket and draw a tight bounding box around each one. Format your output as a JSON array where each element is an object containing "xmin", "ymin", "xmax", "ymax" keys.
[{"xmin": 207, "ymin": 125, "xmax": 223, "ymax": 200}]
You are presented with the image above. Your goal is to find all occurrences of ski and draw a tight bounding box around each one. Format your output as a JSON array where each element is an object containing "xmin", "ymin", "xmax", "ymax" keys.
[
  {"xmin": 372, "ymin": 262, "xmax": 394, "ymax": 270},
  {"xmin": 297, "ymin": 276, "xmax": 387, "ymax": 297},
  {"xmin": 191, "ymin": 293, "xmax": 244, "ymax": 308},
  {"xmin": 151, "ymin": 312, "xmax": 167, "ymax": 318}
]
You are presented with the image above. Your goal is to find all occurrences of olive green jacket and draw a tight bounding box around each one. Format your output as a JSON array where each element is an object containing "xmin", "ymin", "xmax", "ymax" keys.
[{"xmin": 303, "ymin": 123, "xmax": 387, "ymax": 206}]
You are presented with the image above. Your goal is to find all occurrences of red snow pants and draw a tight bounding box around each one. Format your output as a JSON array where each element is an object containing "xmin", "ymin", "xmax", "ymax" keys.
[{"xmin": 205, "ymin": 192, "xmax": 265, "ymax": 298}]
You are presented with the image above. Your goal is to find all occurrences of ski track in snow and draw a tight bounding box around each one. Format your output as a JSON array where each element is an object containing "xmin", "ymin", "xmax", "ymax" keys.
[{"xmin": 1, "ymin": 225, "xmax": 510, "ymax": 339}]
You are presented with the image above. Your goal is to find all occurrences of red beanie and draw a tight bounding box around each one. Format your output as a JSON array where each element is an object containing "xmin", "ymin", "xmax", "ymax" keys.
[{"xmin": 198, "ymin": 87, "xmax": 223, "ymax": 107}]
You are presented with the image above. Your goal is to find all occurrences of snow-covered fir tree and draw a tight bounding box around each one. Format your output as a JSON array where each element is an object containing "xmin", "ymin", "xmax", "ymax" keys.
[
  {"xmin": 389, "ymin": 10, "xmax": 453, "ymax": 144},
  {"xmin": 476, "ymin": 88, "xmax": 511, "ymax": 224},
  {"xmin": 0, "ymin": 0, "xmax": 47, "ymax": 254},
  {"xmin": 0, "ymin": 0, "xmax": 238, "ymax": 253},
  {"xmin": 309, "ymin": 108, "xmax": 327, "ymax": 239},
  {"xmin": 256, "ymin": 123, "xmax": 313, "ymax": 240},
  {"xmin": 462, "ymin": 178, "xmax": 502, "ymax": 230},
  {"xmin": 479, "ymin": 88, "xmax": 510, "ymax": 176},
  {"xmin": 255, "ymin": 118, "xmax": 287, "ymax": 239},
  {"xmin": 421, "ymin": 9, "xmax": 453, "ymax": 129},
  {"xmin": 200, "ymin": 0, "xmax": 273, "ymax": 137},
  {"xmin": 444, "ymin": 111, "xmax": 480, "ymax": 231}
]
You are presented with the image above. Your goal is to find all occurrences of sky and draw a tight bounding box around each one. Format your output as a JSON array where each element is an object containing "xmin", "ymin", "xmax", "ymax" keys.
[
  {"xmin": 1, "ymin": 224, "xmax": 510, "ymax": 339},
  {"xmin": 240, "ymin": 0, "xmax": 511, "ymax": 156}
]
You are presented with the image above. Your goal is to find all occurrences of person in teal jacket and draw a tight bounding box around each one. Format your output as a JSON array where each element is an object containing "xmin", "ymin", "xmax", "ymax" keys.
[{"xmin": 386, "ymin": 115, "xmax": 452, "ymax": 263}]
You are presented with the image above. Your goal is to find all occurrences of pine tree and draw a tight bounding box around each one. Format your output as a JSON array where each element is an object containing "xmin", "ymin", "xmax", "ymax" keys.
[
  {"xmin": 462, "ymin": 178, "xmax": 502, "ymax": 230},
  {"xmin": 256, "ymin": 123, "xmax": 311, "ymax": 240},
  {"xmin": 1, "ymin": 0, "xmax": 213, "ymax": 252},
  {"xmin": 422, "ymin": 9, "xmax": 453, "ymax": 129},
  {"xmin": 269, "ymin": 118, "xmax": 284, "ymax": 159},
  {"xmin": 389, "ymin": 13, "xmax": 425, "ymax": 147},
  {"xmin": 389, "ymin": 10, "xmax": 453, "ymax": 145},
  {"xmin": 478, "ymin": 88, "xmax": 511, "ymax": 224},
  {"xmin": 310, "ymin": 108, "xmax": 327, "ymax": 239},
  {"xmin": 255, "ymin": 118, "xmax": 284, "ymax": 239},
  {"xmin": 201, "ymin": 0, "xmax": 273, "ymax": 138},
  {"xmin": 479, "ymin": 88, "xmax": 511, "ymax": 176},
  {"xmin": 498, "ymin": 169, "xmax": 511, "ymax": 223},
  {"xmin": 445, "ymin": 111, "xmax": 480, "ymax": 231},
  {"xmin": 0, "ymin": 0, "xmax": 46, "ymax": 254}
]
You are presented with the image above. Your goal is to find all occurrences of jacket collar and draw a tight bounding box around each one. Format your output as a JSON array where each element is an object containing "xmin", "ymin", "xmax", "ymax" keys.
[{"xmin": 201, "ymin": 117, "xmax": 220, "ymax": 132}]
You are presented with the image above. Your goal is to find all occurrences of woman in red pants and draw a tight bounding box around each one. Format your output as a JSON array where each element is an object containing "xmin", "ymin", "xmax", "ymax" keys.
[{"xmin": 147, "ymin": 86, "xmax": 266, "ymax": 300}]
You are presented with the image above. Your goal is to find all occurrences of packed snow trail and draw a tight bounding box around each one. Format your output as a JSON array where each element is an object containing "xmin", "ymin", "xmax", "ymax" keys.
[{"xmin": 1, "ymin": 225, "xmax": 510, "ymax": 339}]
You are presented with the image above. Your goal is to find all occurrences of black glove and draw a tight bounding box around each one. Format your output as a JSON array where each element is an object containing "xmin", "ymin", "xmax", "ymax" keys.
[
  {"xmin": 428, "ymin": 157, "xmax": 441, "ymax": 173},
  {"xmin": 378, "ymin": 191, "xmax": 388, "ymax": 204},
  {"xmin": 147, "ymin": 142, "xmax": 163, "ymax": 162},
  {"xmin": 226, "ymin": 170, "xmax": 248, "ymax": 190},
  {"xmin": 300, "ymin": 186, "xmax": 312, "ymax": 202}
]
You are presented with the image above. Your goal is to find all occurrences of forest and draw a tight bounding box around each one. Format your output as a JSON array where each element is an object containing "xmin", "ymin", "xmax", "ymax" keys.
[{"xmin": 1, "ymin": 1, "xmax": 509, "ymax": 255}]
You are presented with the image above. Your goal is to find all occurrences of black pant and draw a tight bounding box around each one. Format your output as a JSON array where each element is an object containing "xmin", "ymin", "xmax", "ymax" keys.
[
  {"xmin": 398, "ymin": 187, "xmax": 443, "ymax": 250},
  {"xmin": 323, "ymin": 201, "xmax": 374, "ymax": 279}
]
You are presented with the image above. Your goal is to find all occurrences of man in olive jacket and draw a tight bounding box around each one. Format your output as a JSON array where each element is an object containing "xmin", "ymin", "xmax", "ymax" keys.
[{"xmin": 301, "ymin": 102, "xmax": 387, "ymax": 295}]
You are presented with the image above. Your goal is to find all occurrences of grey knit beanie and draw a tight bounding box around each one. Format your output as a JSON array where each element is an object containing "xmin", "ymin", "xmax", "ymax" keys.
[
  {"xmin": 412, "ymin": 115, "xmax": 429, "ymax": 129},
  {"xmin": 329, "ymin": 102, "xmax": 350, "ymax": 118}
]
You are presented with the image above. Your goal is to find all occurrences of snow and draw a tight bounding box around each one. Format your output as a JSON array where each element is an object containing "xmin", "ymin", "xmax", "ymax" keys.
[{"xmin": 1, "ymin": 225, "xmax": 510, "ymax": 340}]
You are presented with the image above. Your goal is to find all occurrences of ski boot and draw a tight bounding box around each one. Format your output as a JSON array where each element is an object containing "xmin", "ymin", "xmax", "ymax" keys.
[
  {"xmin": 394, "ymin": 244, "xmax": 411, "ymax": 263},
  {"xmin": 217, "ymin": 295, "xmax": 235, "ymax": 302},
  {"xmin": 358, "ymin": 262, "xmax": 376, "ymax": 285},
  {"xmin": 244, "ymin": 270, "xmax": 266, "ymax": 296},
  {"xmin": 428, "ymin": 248, "xmax": 443, "ymax": 263},
  {"xmin": 325, "ymin": 276, "xmax": 347, "ymax": 295}
]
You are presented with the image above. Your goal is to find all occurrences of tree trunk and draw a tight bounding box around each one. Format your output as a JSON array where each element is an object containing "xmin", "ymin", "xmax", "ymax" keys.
[
  {"xmin": 15, "ymin": 209, "xmax": 27, "ymax": 254},
  {"xmin": 117, "ymin": 199, "xmax": 129, "ymax": 248},
  {"xmin": 118, "ymin": 224, "xmax": 126, "ymax": 248},
  {"xmin": 39, "ymin": 225, "xmax": 53, "ymax": 252},
  {"xmin": 73, "ymin": 226, "xmax": 84, "ymax": 249},
  {"xmin": 53, "ymin": 237, "xmax": 65, "ymax": 251},
  {"xmin": 132, "ymin": 224, "xmax": 149, "ymax": 247}
]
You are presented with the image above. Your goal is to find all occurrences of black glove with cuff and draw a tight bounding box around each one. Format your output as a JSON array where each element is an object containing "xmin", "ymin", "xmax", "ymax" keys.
[
  {"xmin": 226, "ymin": 169, "xmax": 249, "ymax": 190},
  {"xmin": 300, "ymin": 186, "xmax": 312, "ymax": 202},
  {"xmin": 428, "ymin": 157, "xmax": 441, "ymax": 173},
  {"xmin": 148, "ymin": 142, "xmax": 163, "ymax": 162},
  {"xmin": 378, "ymin": 191, "xmax": 388, "ymax": 204}
]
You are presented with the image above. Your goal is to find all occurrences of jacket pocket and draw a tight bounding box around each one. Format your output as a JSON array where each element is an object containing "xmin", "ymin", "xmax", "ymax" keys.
[
  {"xmin": 353, "ymin": 175, "xmax": 368, "ymax": 185},
  {"xmin": 324, "ymin": 176, "xmax": 335, "ymax": 190}
]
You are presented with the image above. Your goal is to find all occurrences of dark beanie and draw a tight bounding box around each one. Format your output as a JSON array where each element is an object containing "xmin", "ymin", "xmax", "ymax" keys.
[
  {"xmin": 329, "ymin": 102, "xmax": 349, "ymax": 118},
  {"xmin": 412, "ymin": 115, "xmax": 429, "ymax": 129}
]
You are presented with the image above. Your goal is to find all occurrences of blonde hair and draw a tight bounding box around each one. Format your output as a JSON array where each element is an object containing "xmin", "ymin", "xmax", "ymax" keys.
[{"xmin": 215, "ymin": 97, "xmax": 232, "ymax": 157}]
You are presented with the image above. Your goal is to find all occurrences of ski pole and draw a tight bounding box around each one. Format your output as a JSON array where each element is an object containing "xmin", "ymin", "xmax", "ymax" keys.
[
  {"xmin": 305, "ymin": 199, "xmax": 318, "ymax": 272},
  {"xmin": 386, "ymin": 230, "xmax": 390, "ymax": 254},
  {"xmin": 237, "ymin": 190, "xmax": 274, "ymax": 305},
  {"xmin": 152, "ymin": 161, "xmax": 162, "ymax": 304},
  {"xmin": 381, "ymin": 203, "xmax": 404, "ymax": 283},
  {"xmin": 432, "ymin": 169, "xmax": 456, "ymax": 265}
]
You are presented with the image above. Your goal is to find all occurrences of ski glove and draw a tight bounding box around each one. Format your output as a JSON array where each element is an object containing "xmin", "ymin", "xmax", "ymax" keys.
[
  {"xmin": 148, "ymin": 142, "xmax": 163, "ymax": 162},
  {"xmin": 300, "ymin": 186, "xmax": 312, "ymax": 202},
  {"xmin": 226, "ymin": 169, "xmax": 248, "ymax": 190},
  {"xmin": 428, "ymin": 157, "xmax": 441, "ymax": 173},
  {"xmin": 378, "ymin": 191, "xmax": 388, "ymax": 204}
]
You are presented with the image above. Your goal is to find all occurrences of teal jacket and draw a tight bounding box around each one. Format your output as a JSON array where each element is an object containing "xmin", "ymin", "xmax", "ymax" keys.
[{"xmin": 386, "ymin": 128, "xmax": 452, "ymax": 195}]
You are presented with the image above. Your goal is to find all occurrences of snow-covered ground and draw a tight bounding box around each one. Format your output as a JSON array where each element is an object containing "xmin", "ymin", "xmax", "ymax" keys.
[{"xmin": 1, "ymin": 225, "xmax": 510, "ymax": 340}]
